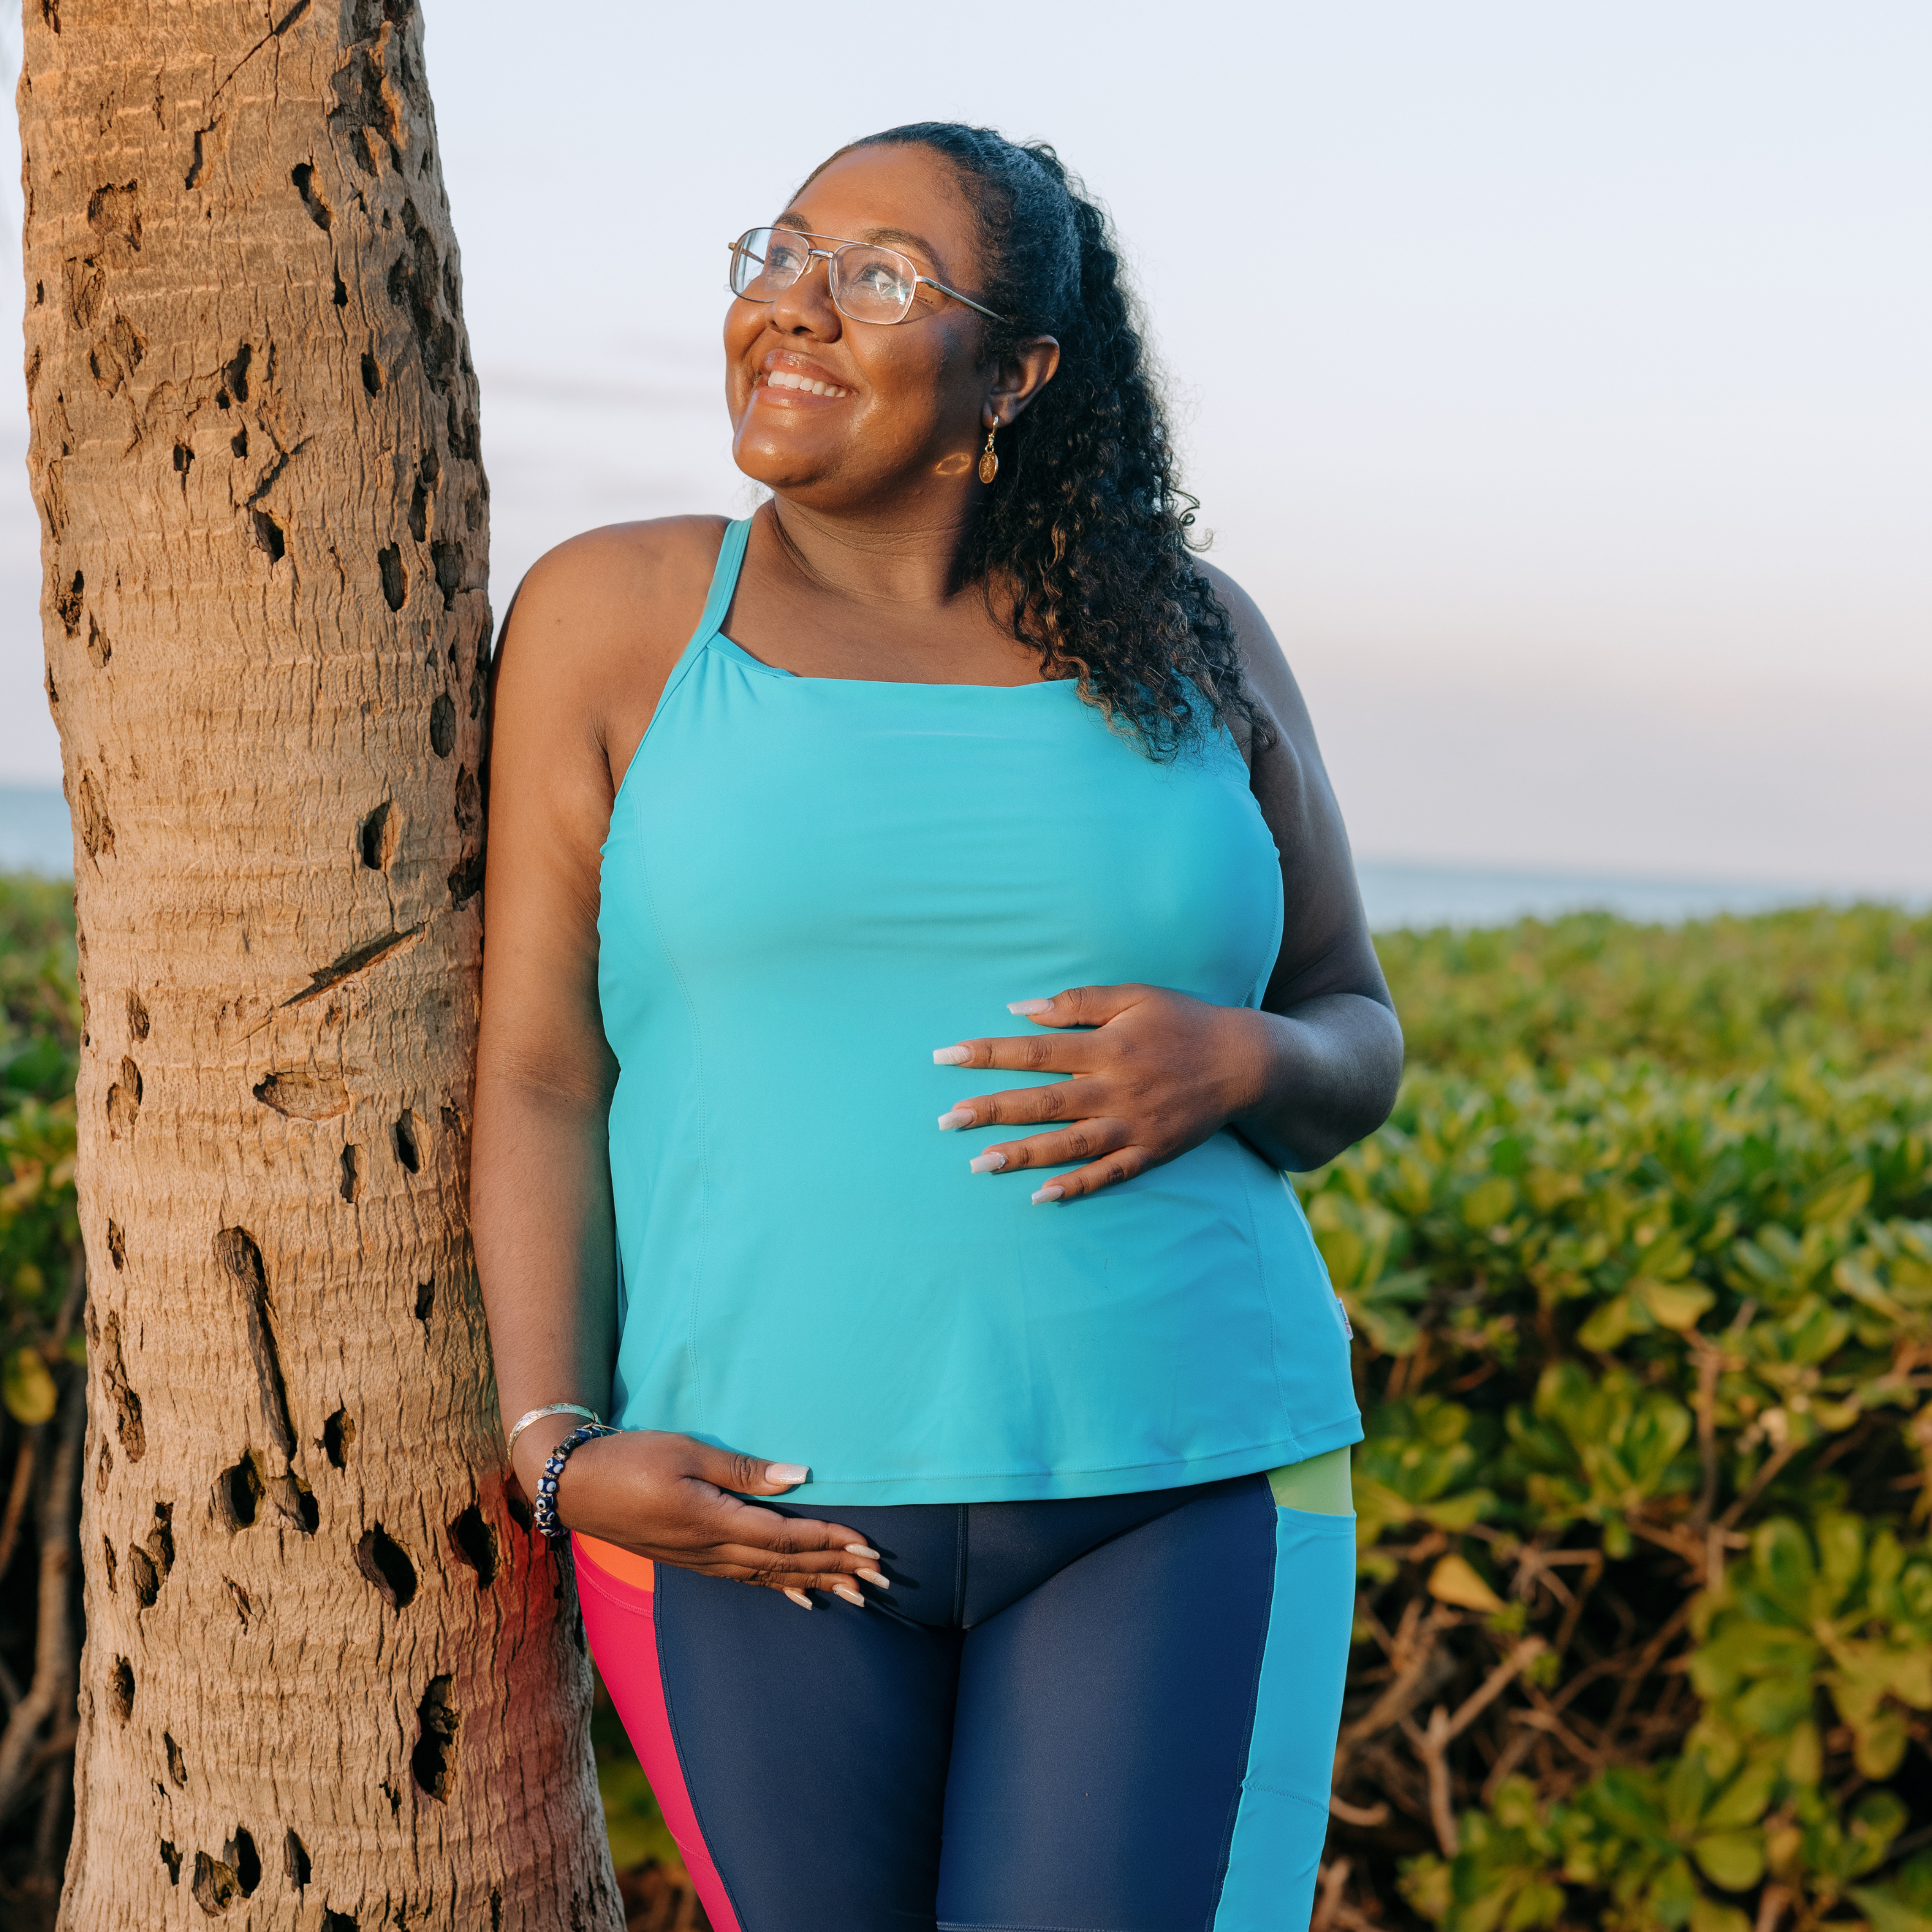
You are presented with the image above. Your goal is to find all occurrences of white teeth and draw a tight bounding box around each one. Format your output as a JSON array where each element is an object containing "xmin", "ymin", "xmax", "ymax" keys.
[{"xmin": 764, "ymin": 369, "xmax": 847, "ymax": 397}]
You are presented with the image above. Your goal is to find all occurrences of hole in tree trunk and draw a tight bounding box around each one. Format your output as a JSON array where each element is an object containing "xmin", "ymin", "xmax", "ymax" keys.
[
  {"xmin": 410, "ymin": 1674, "xmax": 459, "ymax": 1800},
  {"xmin": 392, "ymin": 1109, "xmax": 420, "ymax": 1171},
  {"xmin": 165, "ymin": 1732, "xmax": 187, "ymax": 1786},
  {"xmin": 323, "ymin": 1406, "xmax": 355, "ymax": 1468},
  {"xmin": 377, "ymin": 542, "xmax": 405, "ymax": 610},
  {"xmin": 222, "ymin": 1828, "xmax": 261, "ymax": 1897},
  {"xmin": 429, "ymin": 690, "xmax": 455, "ymax": 757},
  {"xmin": 284, "ymin": 1828, "xmax": 310, "ymax": 1887},
  {"xmin": 128, "ymin": 1545, "xmax": 160, "ymax": 1607},
  {"xmin": 291, "ymin": 161, "xmax": 332, "ymax": 229},
  {"xmin": 160, "ymin": 1841, "xmax": 182, "ymax": 1884},
  {"xmin": 448, "ymin": 1504, "xmax": 498, "ymax": 1585},
  {"xmin": 339, "ymin": 1145, "xmax": 363, "ymax": 1201},
  {"xmin": 266, "ymin": 1471, "xmax": 320, "ymax": 1535},
  {"xmin": 191, "ymin": 1850, "xmax": 240, "ymax": 1915},
  {"xmin": 358, "ymin": 799, "xmax": 397, "ymax": 869},
  {"xmin": 108, "ymin": 1656, "xmax": 134, "ymax": 1724},
  {"xmin": 216, "ymin": 1450, "xmax": 264, "ymax": 1530},
  {"xmin": 354, "ymin": 1526, "xmax": 418, "ymax": 1609}
]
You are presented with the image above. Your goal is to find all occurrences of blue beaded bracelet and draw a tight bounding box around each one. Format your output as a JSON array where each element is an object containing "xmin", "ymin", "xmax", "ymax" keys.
[{"xmin": 531, "ymin": 1421, "xmax": 618, "ymax": 1542}]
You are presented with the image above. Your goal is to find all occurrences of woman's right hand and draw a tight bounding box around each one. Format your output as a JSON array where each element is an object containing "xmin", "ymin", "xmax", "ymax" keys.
[{"xmin": 518, "ymin": 1425, "xmax": 889, "ymax": 1608}]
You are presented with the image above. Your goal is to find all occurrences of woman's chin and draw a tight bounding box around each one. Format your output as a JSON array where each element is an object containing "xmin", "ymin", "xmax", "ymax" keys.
[{"xmin": 730, "ymin": 432, "xmax": 847, "ymax": 498}]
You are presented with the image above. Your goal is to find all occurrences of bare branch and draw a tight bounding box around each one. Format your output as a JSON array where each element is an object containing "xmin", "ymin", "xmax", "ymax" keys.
[
  {"xmin": 1403, "ymin": 1704, "xmax": 1460, "ymax": 1857},
  {"xmin": 0, "ymin": 1368, "xmax": 84, "ymax": 1823}
]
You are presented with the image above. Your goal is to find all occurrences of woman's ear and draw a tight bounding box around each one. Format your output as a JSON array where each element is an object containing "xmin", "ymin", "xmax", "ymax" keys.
[{"xmin": 996, "ymin": 336, "xmax": 1061, "ymax": 421}]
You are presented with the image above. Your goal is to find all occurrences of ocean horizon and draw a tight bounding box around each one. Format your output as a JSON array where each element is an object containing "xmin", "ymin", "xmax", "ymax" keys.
[{"xmin": 1, "ymin": 781, "xmax": 1922, "ymax": 934}]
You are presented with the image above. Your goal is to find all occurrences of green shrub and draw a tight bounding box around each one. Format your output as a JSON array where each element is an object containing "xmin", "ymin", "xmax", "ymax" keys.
[
  {"xmin": 0, "ymin": 875, "xmax": 80, "ymax": 1423},
  {"xmin": 6, "ymin": 884, "xmax": 1930, "ymax": 1924},
  {"xmin": 1314, "ymin": 905, "xmax": 1932, "ymax": 1932}
]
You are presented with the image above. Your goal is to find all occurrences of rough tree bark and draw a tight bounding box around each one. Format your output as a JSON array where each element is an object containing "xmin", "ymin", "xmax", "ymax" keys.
[{"xmin": 19, "ymin": 4, "xmax": 618, "ymax": 1926}]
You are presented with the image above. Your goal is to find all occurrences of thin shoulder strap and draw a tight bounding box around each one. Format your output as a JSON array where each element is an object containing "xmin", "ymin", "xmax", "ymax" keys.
[
  {"xmin": 646, "ymin": 516, "xmax": 754, "ymax": 724},
  {"xmin": 693, "ymin": 516, "xmax": 752, "ymax": 642}
]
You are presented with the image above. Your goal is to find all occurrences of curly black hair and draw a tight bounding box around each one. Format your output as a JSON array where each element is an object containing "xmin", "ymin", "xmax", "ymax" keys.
[{"xmin": 806, "ymin": 124, "xmax": 1260, "ymax": 759}]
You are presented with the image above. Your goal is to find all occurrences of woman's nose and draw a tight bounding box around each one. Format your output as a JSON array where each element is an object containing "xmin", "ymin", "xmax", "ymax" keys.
[{"xmin": 770, "ymin": 255, "xmax": 842, "ymax": 337}]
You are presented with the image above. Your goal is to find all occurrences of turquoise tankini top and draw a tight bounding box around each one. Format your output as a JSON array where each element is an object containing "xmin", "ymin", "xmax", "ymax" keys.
[{"xmin": 598, "ymin": 520, "xmax": 1361, "ymax": 1505}]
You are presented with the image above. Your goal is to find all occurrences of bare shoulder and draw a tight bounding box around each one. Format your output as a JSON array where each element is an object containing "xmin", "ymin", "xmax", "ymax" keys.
[
  {"xmin": 501, "ymin": 514, "xmax": 729, "ymax": 697},
  {"xmin": 494, "ymin": 514, "xmax": 731, "ymax": 793}
]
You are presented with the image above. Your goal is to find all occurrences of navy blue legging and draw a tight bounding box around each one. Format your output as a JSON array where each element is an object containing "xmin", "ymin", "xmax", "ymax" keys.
[{"xmin": 576, "ymin": 1473, "xmax": 1355, "ymax": 1932}]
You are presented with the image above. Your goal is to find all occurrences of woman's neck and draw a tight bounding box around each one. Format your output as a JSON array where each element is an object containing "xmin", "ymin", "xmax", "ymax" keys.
[{"xmin": 766, "ymin": 493, "xmax": 985, "ymax": 612}]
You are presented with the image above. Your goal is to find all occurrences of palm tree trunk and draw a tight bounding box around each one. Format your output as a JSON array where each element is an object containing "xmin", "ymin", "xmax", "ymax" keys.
[{"xmin": 19, "ymin": 4, "xmax": 617, "ymax": 1924}]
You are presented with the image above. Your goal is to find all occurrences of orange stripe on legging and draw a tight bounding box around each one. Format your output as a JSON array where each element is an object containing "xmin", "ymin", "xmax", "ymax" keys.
[{"xmin": 576, "ymin": 1535, "xmax": 654, "ymax": 1591}]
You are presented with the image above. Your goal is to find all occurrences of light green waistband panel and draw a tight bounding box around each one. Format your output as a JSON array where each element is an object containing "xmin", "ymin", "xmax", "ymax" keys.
[{"xmin": 1266, "ymin": 1446, "xmax": 1353, "ymax": 1515}]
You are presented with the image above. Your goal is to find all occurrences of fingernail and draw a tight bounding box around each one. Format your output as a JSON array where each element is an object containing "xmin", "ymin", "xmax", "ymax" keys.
[
  {"xmin": 784, "ymin": 1588, "xmax": 813, "ymax": 1609},
  {"xmin": 765, "ymin": 1463, "xmax": 810, "ymax": 1485},
  {"xmin": 937, "ymin": 1108, "xmax": 975, "ymax": 1131},
  {"xmin": 844, "ymin": 1544, "xmax": 881, "ymax": 1559},
  {"xmin": 1032, "ymin": 1184, "xmax": 1065, "ymax": 1204},
  {"xmin": 1007, "ymin": 998, "xmax": 1054, "ymax": 1016},
  {"xmin": 970, "ymin": 1151, "xmax": 1007, "ymax": 1174},
  {"xmin": 933, "ymin": 1045, "xmax": 971, "ymax": 1065},
  {"xmin": 832, "ymin": 1584, "xmax": 866, "ymax": 1607},
  {"xmin": 856, "ymin": 1568, "xmax": 891, "ymax": 1589}
]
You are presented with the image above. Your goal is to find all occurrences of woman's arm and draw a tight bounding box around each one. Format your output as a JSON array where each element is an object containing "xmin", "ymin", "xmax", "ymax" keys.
[
  {"xmin": 473, "ymin": 522, "xmax": 882, "ymax": 1602},
  {"xmin": 925, "ymin": 566, "xmax": 1402, "ymax": 1188},
  {"xmin": 1212, "ymin": 563, "xmax": 1404, "ymax": 1171}
]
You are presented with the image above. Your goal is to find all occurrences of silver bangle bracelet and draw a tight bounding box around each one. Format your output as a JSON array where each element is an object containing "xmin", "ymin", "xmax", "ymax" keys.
[{"xmin": 506, "ymin": 1402, "xmax": 599, "ymax": 1462}]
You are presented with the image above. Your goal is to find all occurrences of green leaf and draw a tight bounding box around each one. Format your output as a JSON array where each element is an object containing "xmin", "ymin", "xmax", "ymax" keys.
[
  {"xmin": 1462, "ymin": 1176, "xmax": 1517, "ymax": 1228},
  {"xmin": 1689, "ymin": 1901, "xmax": 1752, "ymax": 1932},
  {"xmin": 1692, "ymin": 1831, "xmax": 1765, "ymax": 1892},
  {"xmin": 3, "ymin": 1345, "xmax": 57, "ymax": 1425},
  {"xmin": 1635, "ymin": 1278, "xmax": 1716, "ymax": 1332},
  {"xmin": 1849, "ymin": 1888, "xmax": 1932, "ymax": 1932},
  {"xmin": 1428, "ymin": 1553, "xmax": 1505, "ymax": 1613},
  {"xmin": 1700, "ymin": 1759, "xmax": 1779, "ymax": 1833}
]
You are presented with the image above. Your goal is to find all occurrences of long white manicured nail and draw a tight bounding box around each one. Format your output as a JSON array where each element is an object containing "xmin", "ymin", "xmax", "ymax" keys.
[
  {"xmin": 1007, "ymin": 999, "xmax": 1054, "ymax": 1016},
  {"xmin": 844, "ymin": 1544, "xmax": 880, "ymax": 1559},
  {"xmin": 765, "ymin": 1463, "xmax": 809, "ymax": 1486},
  {"xmin": 938, "ymin": 1108, "xmax": 975, "ymax": 1131},
  {"xmin": 784, "ymin": 1589, "xmax": 813, "ymax": 1610},
  {"xmin": 832, "ymin": 1583, "xmax": 866, "ymax": 1607},
  {"xmin": 933, "ymin": 1045, "xmax": 971, "ymax": 1065},
  {"xmin": 1032, "ymin": 1184, "xmax": 1065, "ymax": 1204},
  {"xmin": 856, "ymin": 1568, "xmax": 891, "ymax": 1589},
  {"xmin": 970, "ymin": 1151, "xmax": 1007, "ymax": 1174}
]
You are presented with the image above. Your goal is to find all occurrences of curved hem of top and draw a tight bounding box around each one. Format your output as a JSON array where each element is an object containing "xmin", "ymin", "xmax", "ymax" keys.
[{"xmin": 757, "ymin": 1415, "xmax": 1366, "ymax": 1508}]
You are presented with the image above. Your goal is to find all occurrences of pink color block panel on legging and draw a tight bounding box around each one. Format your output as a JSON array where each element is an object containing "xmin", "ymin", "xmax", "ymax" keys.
[{"xmin": 574, "ymin": 1536, "xmax": 743, "ymax": 1932}]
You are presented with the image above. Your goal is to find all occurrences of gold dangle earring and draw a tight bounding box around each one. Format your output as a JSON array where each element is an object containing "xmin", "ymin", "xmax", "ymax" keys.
[{"xmin": 978, "ymin": 420, "xmax": 999, "ymax": 485}]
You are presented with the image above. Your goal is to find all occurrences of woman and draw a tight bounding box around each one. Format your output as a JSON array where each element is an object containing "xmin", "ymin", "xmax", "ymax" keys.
[{"xmin": 475, "ymin": 123, "xmax": 1402, "ymax": 1932}]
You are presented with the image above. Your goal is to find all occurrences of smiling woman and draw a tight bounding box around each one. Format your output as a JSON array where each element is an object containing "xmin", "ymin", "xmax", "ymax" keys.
[{"xmin": 471, "ymin": 124, "xmax": 1403, "ymax": 1932}]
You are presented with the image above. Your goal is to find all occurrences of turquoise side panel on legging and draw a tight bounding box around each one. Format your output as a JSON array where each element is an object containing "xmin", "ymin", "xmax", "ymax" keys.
[{"xmin": 1215, "ymin": 1508, "xmax": 1358, "ymax": 1930}]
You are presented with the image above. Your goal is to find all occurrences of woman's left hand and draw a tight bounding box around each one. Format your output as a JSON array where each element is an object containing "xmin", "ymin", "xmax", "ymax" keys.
[{"xmin": 932, "ymin": 983, "xmax": 1276, "ymax": 1202}]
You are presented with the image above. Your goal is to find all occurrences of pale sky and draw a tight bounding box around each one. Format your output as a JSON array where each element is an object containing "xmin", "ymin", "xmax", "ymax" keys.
[{"xmin": 2, "ymin": 3, "xmax": 1927, "ymax": 888}]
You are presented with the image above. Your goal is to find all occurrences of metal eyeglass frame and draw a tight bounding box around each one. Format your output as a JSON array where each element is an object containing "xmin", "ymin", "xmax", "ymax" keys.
[{"xmin": 727, "ymin": 226, "xmax": 1009, "ymax": 326}]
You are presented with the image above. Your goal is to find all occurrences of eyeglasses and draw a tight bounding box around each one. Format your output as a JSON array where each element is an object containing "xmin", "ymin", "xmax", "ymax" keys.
[{"xmin": 727, "ymin": 226, "xmax": 1007, "ymax": 327}]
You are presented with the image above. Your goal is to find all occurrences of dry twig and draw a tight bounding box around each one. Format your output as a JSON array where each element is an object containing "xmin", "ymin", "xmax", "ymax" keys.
[{"xmin": 0, "ymin": 1367, "xmax": 85, "ymax": 1824}]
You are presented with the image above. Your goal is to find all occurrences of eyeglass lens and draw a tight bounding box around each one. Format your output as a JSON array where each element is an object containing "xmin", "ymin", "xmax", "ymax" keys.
[{"xmin": 730, "ymin": 227, "xmax": 918, "ymax": 324}]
